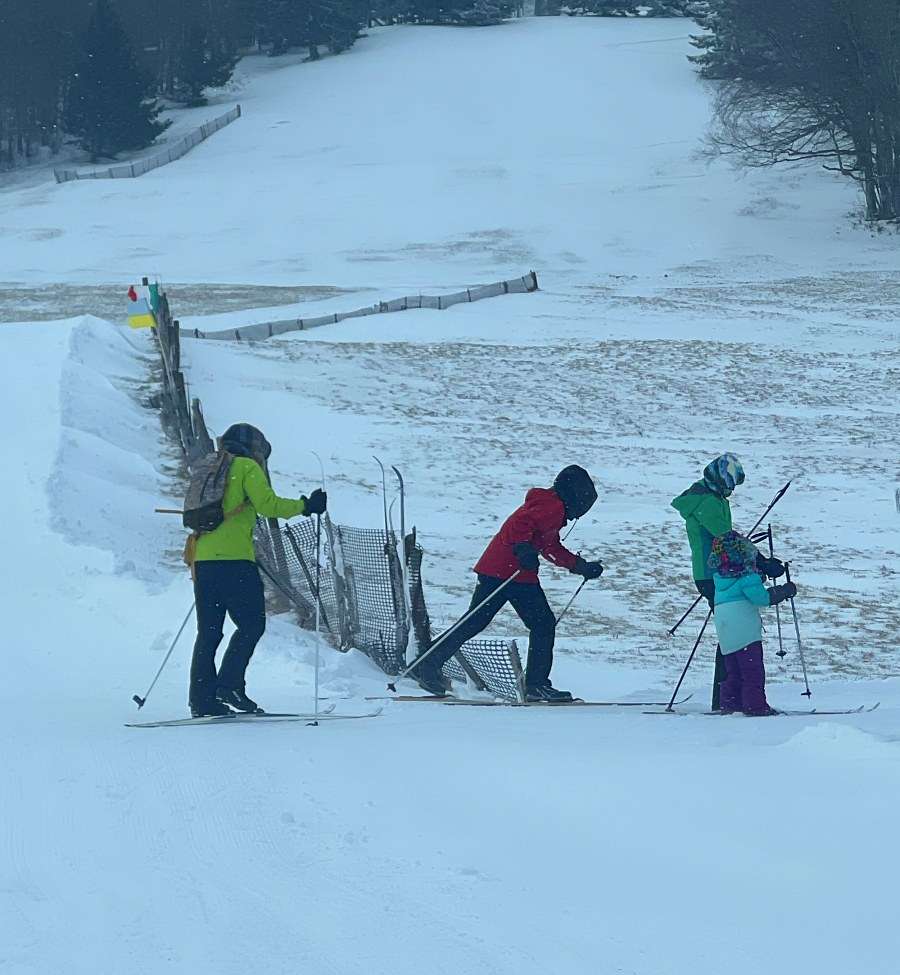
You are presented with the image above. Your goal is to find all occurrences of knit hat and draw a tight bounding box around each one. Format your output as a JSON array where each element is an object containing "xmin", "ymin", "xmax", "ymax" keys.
[
  {"xmin": 703, "ymin": 453, "xmax": 745, "ymax": 498},
  {"xmin": 219, "ymin": 423, "xmax": 272, "ymax": 466},
  {"xmin": 708, "ymin": 531, "xmax": 759, "ymax": 578}
]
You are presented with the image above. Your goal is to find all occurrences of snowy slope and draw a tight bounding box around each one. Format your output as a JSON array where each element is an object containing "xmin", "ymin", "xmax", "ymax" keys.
[
  {"xmin": 1, "ymin": 19, "xmax": 897, "ymax": 292},
  {"xmin": 3, "ymin": 316, "xmax": 898, "ymax": 975},
  {"xmin": 3, "ymin": 17, "xmax": 900, "ymax": 975}
]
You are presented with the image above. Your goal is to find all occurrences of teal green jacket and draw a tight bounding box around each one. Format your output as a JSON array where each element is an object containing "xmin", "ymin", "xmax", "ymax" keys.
[
  {"xmin": 712, "ymin": 571, "xmax": 771, "ymax": 654},
  {"xmin": 195, "ymin": 457, "xmax": 307, "ymax": 562},
  {"xmin": 671, "ymin": 481, "xmax": 732, "ymax": 581}
]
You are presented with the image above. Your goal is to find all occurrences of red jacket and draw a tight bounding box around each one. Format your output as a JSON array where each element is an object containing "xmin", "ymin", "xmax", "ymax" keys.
[{"xmin": 474, "ymin": 488, "xmax": 578, "ymax": 585}]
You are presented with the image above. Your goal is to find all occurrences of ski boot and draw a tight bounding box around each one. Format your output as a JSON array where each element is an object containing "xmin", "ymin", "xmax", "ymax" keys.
[
  {"xmin": 525, "ymin": 681, "xmax": 574, "ymax": 703},
  {"xmin": 217, "ymin": 687, "xmax": 261, "ymax": 713},
  {"xmin": 411, "ymin": 659, "xmax": 448, "ymax": 697},
  {"xmin": 190, "ymin": 700, "xmax": 234, "ymax": 718}
]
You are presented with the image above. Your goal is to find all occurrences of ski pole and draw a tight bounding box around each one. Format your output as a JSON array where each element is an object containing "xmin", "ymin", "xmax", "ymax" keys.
[
  {"xmin": 768, "ymin": 525, "xmax": 787, "ymax": 660},
  {"xmin": 284, "ymin": 527, "xmax": 332, "ymax": 634},
  {"xmin": 314, "ymin": 513, "xmax": 322, "ymax": 721},
  {"xmin": 665, "ymin": 608, "xmax": 712, "ymax": 712},
  {"xmin": 668, "ymin": 480, "xmax": 793, "ymax": 637},
  {"xmin": 748, "ymin": 480, "xmax": 792, "ymax": 536},
  {"xmin": 667, "ymin": 594, "xmax": 704, "ymax": 637},
  {"xmin": 311, "ymin": 452, "xmax": 326, "ymax": 722},
  {"xmin": 784, "ymin": 564, "xmax": 812, "ymax": 697},
  {"xmin": 132, "ymin": 602, "xmax": 195, "ymax": 708},
  {"xmin": 556, "ymin": 578, "xmax": 588, "ymax": 626},
  {"xmin": 387, "ymin": 570, "xmax": 523, "ymax": 692}
]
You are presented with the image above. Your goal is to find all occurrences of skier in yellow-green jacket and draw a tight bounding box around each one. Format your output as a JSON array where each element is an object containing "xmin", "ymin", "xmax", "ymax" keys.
[{"xmin": 189, "ymin": 423, "xmax": 326, "ymax": 717}]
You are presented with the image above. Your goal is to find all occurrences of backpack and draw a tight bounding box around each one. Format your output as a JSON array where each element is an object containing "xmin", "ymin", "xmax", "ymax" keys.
[{"xmin": 183, "ymin": 449, "xmax": 235, "ymax": 532}]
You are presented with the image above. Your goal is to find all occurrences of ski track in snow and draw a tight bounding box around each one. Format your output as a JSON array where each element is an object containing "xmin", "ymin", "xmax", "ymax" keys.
[{"xmin": 2, "ymin": 18, "xmax": 900, "ymax": 975}]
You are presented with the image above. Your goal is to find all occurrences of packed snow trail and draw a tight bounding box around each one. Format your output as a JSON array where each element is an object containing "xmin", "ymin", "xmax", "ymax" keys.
[{"xmin": 4, "ymin": 317, "xmax": 900, "ymax": 975}]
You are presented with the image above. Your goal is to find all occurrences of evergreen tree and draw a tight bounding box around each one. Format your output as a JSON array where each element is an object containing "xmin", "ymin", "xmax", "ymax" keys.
[
  {"xmin": 459, "ymin": 1, "xmax": 503, "ymax": 25},
  {"xmin": 316, "ymin": 0, "xmax": 367, "ymax": 53},
  {"xmin": 63, "ymin": 0, "xmax": 168, "ymax": 159},
  {"xmin": 373, "ymin": 0, "xmax": 509, "ymax": 23},
  {"xmin": 176, "ymin": 21, "xmax": 239, "ymax": 105},
  {"xmin": 256, "ymin": 0, "xmax": 303, "ymax": 55},
  {"xmin": 558, "ymin": 0, "xmax": 690, "ymax": 13}
]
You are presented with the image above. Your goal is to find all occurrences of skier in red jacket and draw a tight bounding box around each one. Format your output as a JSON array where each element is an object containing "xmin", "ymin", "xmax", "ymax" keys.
[{"xmin": 414, "ymin": 465, "xmax": 603, "ymax": 701}]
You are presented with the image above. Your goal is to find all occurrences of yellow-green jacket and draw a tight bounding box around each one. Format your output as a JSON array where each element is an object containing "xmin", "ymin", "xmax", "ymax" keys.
[{"xmin": 195, "ymin": 456, "xmax": 307, "ymax": 562}]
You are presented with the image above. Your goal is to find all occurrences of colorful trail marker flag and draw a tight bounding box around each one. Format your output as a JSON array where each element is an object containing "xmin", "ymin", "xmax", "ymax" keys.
[{"xmin": 127, "ymin": 282, "xmax": 158, "ymax": 329}]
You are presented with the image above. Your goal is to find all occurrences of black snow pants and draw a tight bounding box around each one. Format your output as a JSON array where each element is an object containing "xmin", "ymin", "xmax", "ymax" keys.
[
  {"xmin": 429, "ymin": 574, "xmax": 557, "ymax": 688},
  {"xmin": 190, "ymin": 560, "xmax": 266, "ymax": 710},
  {"xmin": 696, "ymin": 578, "xmax": 726, "ymax": 710}
]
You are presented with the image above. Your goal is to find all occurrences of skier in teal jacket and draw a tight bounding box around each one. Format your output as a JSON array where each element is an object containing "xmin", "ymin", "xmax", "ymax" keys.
[{"xmin": 709, "ymin": 531, "xmax": 796, "ymax": 715}]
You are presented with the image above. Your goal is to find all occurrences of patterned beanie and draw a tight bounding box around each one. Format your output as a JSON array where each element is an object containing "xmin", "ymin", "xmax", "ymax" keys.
[
  {"xmin": 703, "ymin": 453, "xmax": 745, "ymax": 498},
  {"xmin": 708, "ymin": 531, "xmax": 759, "ymax": 578}
]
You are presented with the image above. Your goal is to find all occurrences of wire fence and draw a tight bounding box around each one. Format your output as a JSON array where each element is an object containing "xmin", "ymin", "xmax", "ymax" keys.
[
  {"xmin": 54, "ymin": 105, "xmax": 241, "ymax": 184},
  {"xmin": 180, "ymin": 270, "xmax": 540, "ymax": 342}
]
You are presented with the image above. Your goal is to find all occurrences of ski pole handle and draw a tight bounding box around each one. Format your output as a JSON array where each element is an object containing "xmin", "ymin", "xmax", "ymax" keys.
[
  {"xmin": 388, "ymin": 570, "xmax": 524, "ymax": 691},
  {"xmin": 155, "ymin": 508, "xmax": 183, "ymax": 515}
]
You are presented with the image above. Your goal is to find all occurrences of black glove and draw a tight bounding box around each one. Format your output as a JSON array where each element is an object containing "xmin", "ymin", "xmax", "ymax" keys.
[
  {"xmin": 695, "ymin": 578, "xmax": 715, "ymax": 608},
  {"xmin": 304, "ymin": 488, "xmax": 327, "ymax": 516},
  {"xmin": 572, "ymin": 556, "xmax": 604, "ymax": 580},
  {"xmin": 512, "ymin": 542, "xmax": 539, "ymax": 571},
  {"xmin": 757, "ymin": 553, "xmax": 786, "ymax": 580},
  {"xmin": 769, "ymin": 581, "xmax": 797, "ymax": 606}
]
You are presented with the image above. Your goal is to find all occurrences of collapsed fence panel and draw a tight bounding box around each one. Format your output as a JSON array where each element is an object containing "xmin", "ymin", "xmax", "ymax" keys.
[
  {"xmin": 256, "ymin": 515, "xmax": 411, "ymax": 675},
  {"xmin": 254, "ymin": 508, "xmax": 525, "ymax": 695},
  {"xmin": 442, "ymin": 640, "xmax": 525, "ymax": 703}
]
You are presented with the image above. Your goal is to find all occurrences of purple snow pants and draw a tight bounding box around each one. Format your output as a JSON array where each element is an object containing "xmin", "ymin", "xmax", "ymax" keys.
[{"xmin": 718, "ymin": 641, "xmax": 769, "ymax": 715}]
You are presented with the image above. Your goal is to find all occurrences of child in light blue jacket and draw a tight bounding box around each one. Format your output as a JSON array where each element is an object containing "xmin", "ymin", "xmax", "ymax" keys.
[{"xmin": 709, "ymin": 531, "xmax": 796, "ymax": 716}]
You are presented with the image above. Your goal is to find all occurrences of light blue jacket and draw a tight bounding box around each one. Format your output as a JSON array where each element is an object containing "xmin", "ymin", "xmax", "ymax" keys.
[{"xmin": 712, "ymin": 571, "xmax": 771, "ymax": 654}]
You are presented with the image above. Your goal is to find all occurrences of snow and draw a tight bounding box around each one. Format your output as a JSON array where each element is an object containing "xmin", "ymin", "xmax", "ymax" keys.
[{"xmin": 2, "ymin": 17, "xmax": 900, "ymax": 975}]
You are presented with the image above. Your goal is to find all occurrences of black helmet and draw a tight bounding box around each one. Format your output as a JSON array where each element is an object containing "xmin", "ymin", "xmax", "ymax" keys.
[
  {"xmin": 220, "ymin": 423, "xmax": 272, "ymax": 464},
  {"xmin": 553, "ymin": 465, "xmax": 598, "ymax": 520}
]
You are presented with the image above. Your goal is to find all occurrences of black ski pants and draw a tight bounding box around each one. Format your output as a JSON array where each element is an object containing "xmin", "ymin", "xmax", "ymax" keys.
[
  {"xmin": 190, "ymin": 560, "xmax": 266, "ymax": 709},
  {"xmin": 696, "ymin": 578, "xmax": 726, "ymax": 710},
  {"xmin": 429, "ymin": 574, "xmax": 556, "ymax": 687}
]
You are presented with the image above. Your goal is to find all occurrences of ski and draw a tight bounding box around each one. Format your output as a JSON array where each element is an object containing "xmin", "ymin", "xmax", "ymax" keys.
[
  {"xmin": 376, "ymin": 694, "xmax": 694, "ymax": 707},
  {"xmin": 643, "ymin": 703, "xmax": 879, "ymax": 717},
  {"xmin": 369, "ymin": 694, "xmax": 451, "ymax": 702},
  {"xmin": 125, "ymin": 705, "xmax": 384, "ymax": 729}
]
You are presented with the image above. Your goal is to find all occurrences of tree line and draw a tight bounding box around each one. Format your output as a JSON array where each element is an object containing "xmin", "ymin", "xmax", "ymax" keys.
[
  {"xmin": 535, "ymin": 2, "xmax": 692, "ymax": 14},
  {"xmin": 0, "ymin": 0, "xmax": 369, "ymax": 167},
  {"xmin": 373, "ymin": 2, "xmax": 523, "ymax": 23},
  {"xmin": 690, "ymin": 0, "xmax": 900, "ymax": 222}
]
